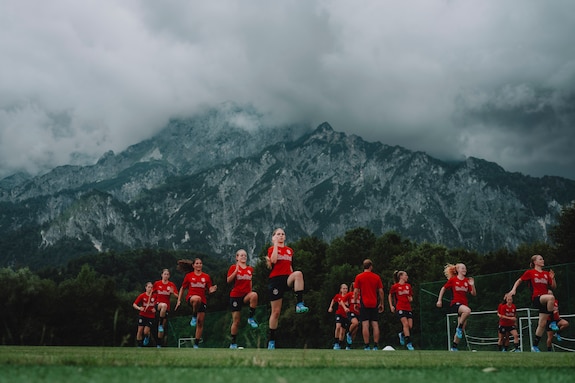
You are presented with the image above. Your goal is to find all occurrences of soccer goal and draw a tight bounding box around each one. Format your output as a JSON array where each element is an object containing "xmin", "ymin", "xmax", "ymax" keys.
[{"xmin": 445, "ymin": 308, "xmax": 538, "ymax": 351}]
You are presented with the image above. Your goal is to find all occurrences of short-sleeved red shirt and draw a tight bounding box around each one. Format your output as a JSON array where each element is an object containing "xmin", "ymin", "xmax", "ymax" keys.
[
  {"xmin": 498, "ymin": 303, "xmax": 516, "ymax": 327},
  {"xmin": 153, "ymin": 280, "xmax": 178, "ymax": 309},
  {"xmin": 267, "ymin": 245, "xmax": 294, "ymax": 278},
  {"xmin": 228, "ymin": 265, "xmax": 254, "ymax": 297},
  {"xmin": 133, "ymin": 292, "xmax": 157, "ymax": 319},
  {"xmin": 443, "ymin": 276, "xmax": 472, "ymax": 306},
  {"xmin": 354, "ymin": 271, "xmax": 383, "ymax": 308},
  {"xmin": 181, "ymin": 272, "xmax": 213, "ymax": 304},
  {"xmin": 389, "ymin": 282, "xmax": 413, "ymax": 311},
  {"xmin": 520, "ymin": 269, "xmax": 552, "ymax": 300}
]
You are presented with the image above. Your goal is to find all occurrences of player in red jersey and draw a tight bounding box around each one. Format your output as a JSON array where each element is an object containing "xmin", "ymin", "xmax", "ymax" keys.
[
  {"xmin": 132, "ymin": 282, "xmax": 157, "ymax": 347},
  {"xmin": 436, "ymin": 263, "xmax": 476, "ymax": 351},
  {"xmin": 353, "ymin": 259, "xmax": 384, "ymax": 350},
  {"xmin": 152, "ymin": 268, "xmax": 178, "ymax": 346},
  {"xmin": 175, "ymin": 258, "xmax": 217, "ymax": 348},
  {"xmin": 497, "ymin": 295, "xmax": 520, "ymax": 352},
  {"xmin": 266, "ymin": 228, "xmax": 308, "ymax": 350},
  {"xmin": 505, "ymin": 254, "xmax": 557, "ymax": 352},
  {"xmin": 328, "ymin": 283, "xmax": 350, "ymax": 350},
  {"xmin": 546, "ymin": 296, "xmax": 569, "ymax": 351},
  {"xmin": 227, "ymin": 249, "xmax": 259, "ymax": 349},
  {"xmin": 388, "ymin": 270, "xmax": 414, "ymax": 350}
]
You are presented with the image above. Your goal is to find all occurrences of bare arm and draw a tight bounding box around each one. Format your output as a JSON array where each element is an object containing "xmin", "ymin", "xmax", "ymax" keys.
[
  {"xmin": 505, "ymin": 278, "xmax": 523, "ymax": 299},
  {"xmin": 436, "ymin": 287, "xmax": 446, "ymax": 307}
]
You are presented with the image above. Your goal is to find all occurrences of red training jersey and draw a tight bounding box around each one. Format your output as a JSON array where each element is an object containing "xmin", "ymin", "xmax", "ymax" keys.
[
  {"xmin": 181, "ymin": 271, "xmax": 213, "ymax": 304},
  {"xmin": 519, "ymin": 269, "xmax": 553, "ymax": 301},
  {"xmin": 498, "ymin": 302, "xmax": 517, "ymax": 327},
  {"xmin": 344, "ymin": 291, "xmax": 360, "ymax": 315},
  {"xmin": 354, "ymin": 271, "xmax": 383, "ymax": 308},
  {"xmin": 332, "ymin": 293, "xmax": 348, "ymax": 317},
  {"xmin": 133, "ymin": 292, "xmax": 157, "ymax": 319},
  {"xmin": 268, "ymin": 245, "xmax": 294, "ymax": 278},
  {"xmin": 153, "ymin": 280, "xmax": 178, "ymax": 309},
  {"xmin": 443, "ymin": 276, "xmax": 473, "ymax": 307},
  {"xmin": 228, "ymin": 264, "xmax": 254, "ymax": 297},
  {"xmin": 389, "ymin": 282, "xmax": 413, "ymax": 311}
]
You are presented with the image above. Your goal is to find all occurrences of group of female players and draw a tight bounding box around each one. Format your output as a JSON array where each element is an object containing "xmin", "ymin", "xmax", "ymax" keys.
[{"xmin": 132, "ymin": 229, "xmax": 567, "ymax": 351}]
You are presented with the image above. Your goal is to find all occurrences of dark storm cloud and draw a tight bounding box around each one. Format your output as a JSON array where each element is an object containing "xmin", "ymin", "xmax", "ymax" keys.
[{"xmin": 1, "ymin": 0, "xmax": 574, "ymax": 180}]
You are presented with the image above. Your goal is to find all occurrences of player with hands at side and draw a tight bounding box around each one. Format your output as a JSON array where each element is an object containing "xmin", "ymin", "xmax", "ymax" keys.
[{"xmin": 388, "ymin": 270, "xmax": 415, "ymax": 350}]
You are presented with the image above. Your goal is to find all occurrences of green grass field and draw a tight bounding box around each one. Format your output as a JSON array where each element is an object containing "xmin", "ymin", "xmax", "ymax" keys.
[{"xmin": 0, "ymin": 346, "xmax": 573, "ymax": 383}]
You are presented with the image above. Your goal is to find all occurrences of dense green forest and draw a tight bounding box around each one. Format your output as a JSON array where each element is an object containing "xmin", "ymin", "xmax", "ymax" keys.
[{"xmin": 1, "ymin": 203, "xmax": 573, "ymax": 348}]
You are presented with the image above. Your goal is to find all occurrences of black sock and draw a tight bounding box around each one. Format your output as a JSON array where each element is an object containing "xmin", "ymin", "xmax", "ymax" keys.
[
  {"xmin": 231, "ymin": 334, "xmax": 237, "ymax": 343},
  {"xmin": 249, "ymin": 307, "xmax": 256, "ymax": 317},
  {"xmin": 452, "ymin": 342, "xmax": 458, "ymax": 349},
  {"xmin": 269, "ymin": 329, "xmax": 276, "ymax": 341},
  {"xmin": 534, "ymin": 336, "xmax": 541, "ymax": 346},
  {"xmin": 296, "ymin": 291, "xmax": 304, "ymax": 303},
  {"xmin": 405, "ymin": 336, "xmax": 411, "ymax": 344}
]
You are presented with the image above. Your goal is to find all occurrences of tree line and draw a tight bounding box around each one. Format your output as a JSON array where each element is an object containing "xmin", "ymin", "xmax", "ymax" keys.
[{"xmin": 1, "ymin": 203, "xmax": 573, "ymax": 348}]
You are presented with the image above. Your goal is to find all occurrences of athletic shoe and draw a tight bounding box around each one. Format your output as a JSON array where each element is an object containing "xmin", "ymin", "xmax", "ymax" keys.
[
  {"xmin": 267, "ymin": 340, "xmax": 275, "ymax": 350},
  {"xmin": 554, "ymin": 333, "xmax": 562, "ymax": 342},
  {"xmin": 229, "ymin": 343, "xmax": 238, "ymax": 349},
  {"xmin": 450, "ymin": 347, "xmax": 458, "ymax": 352},
  {"xmin": 295, "ymin": 302, "xmax": 309, "ymax": 313},
  {"xmin": 156, "ymin": 345, "xmax": 161, "ymax": 349},
  {"xmin": 398, "ymin": 332, "xmax": 405, "ymax": 346},
  {"xmin": 143, "ymin": 336, "xmax": 149, "ymax": 346},
  {"xmin": 364, "ymin": 346, "xmax": 371, "ymax": 351},
  {"xmin": 456, "ymin": 327, "xmax": 463, "ymax": 339},
  {"xmin": 158, "ymin": 325, "xmax": 164, "ymax": 333},
  {"xmin": 512, "ymin": 347, "xmax": 521, "ymax": 352},
  {"xmin": 406, "ymin": 343, "xmax": 414, "ymax": 351},
  {"xmin": 549, "ymin": 321, "xmax": 559, "ymax": 332},
  {"xmin": 346, "ymin": 333, "xmax": 353, "ymax": 345},
  {"xmin": 193, "ymin": 344, "xmax": 199, "ymax": 349},
  {"xmin": 190, "ymin": 316, "xmax": 197, "ymax": 327},
  {"xmin": 372, "ymin": 346, "xmax": 378, "ymax": 351},
  {"xmin": 531, "ymin": 346, "xmax": 540, "ymax": 352},
  {"xmin": 333, "ymin": 343, "xmax": 341, "ymax": 350},
  {"xmin": 345, "ymin": 346, "xmax": 351, "ymax": 350},
  {"xmin": 247, "ymin": 317, "xmax": 259, "ymax": 328}
]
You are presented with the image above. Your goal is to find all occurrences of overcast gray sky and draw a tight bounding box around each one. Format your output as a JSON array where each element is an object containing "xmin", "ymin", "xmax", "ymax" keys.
[{"xmin": 1, "ymin": 0, "xmax": 574, "ymax": 180}]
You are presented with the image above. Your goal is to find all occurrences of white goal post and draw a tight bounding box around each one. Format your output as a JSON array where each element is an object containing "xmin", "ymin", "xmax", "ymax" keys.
[{"xmin": 445, "ymin": 308, "xmax": 544, "ymax": 352}]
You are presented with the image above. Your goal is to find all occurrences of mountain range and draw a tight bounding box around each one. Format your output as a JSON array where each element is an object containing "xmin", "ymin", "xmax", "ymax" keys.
[{"xmin": 1, "ymin": 105, "xmax": 574, "ymax": 269}]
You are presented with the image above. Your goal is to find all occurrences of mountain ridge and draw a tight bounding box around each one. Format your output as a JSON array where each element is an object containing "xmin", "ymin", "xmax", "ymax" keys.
[{"xmin": 1, "ymin": 106, "xmax": 573, "ymax": 269}]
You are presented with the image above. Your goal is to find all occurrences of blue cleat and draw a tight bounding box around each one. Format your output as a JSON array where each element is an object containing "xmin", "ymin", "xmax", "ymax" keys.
[
  {"xmin": 267, "ymin": 340, "xmax": 275, "ymax": 350},
  {"xmin": 456, "ymin": 327, "xmax": 463, "ymax": 339},
  {"xmin": 229, "ymin": 344, "xmax": 238, "ymax": 349},
  {"xmin": 346, "ymin": 333, "xmax": 353, "ymax": 345},
  {"xmin": 247, "ymin": 317, "xmax": 259, "ymax": 328},
  {"xmin": 190, "ymin": 316, "xmax": 197, "ymax": 327},
  {"xmin": 531, "ymin": 346, "xmax": 540, "ymax": 352},
  {"xmin": 296, "ymin": 302, "xmax": 309, "ymax": 313},
  {"xmin": 549, "ymin": 321, "xmax": 559, "ymax": 332},
  {"xmin": 407, "ymin": 343, "xmax": 414, "ymax": 351},
  {"xmin": 398, "ymin": 332, "xmax": 405, "ymax": 346}
]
